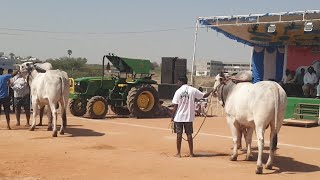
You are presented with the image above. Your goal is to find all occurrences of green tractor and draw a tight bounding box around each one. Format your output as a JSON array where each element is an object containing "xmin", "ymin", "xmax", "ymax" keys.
[{"xmin": 69, "ymin": 54, "xmax": 159, "ymax": 119}]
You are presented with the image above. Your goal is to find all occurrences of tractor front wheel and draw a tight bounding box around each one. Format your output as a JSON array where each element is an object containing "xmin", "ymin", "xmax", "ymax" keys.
[
  {"xmin": 69, "ymin": 99, "xmax": 87, "ymax": 117},
  {"xmin": 87, "ymin": 96, "xmax": 108, "ymax": 119}
]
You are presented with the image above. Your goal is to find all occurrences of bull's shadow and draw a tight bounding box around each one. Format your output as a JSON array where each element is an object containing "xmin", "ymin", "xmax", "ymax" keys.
[
  {"xmin": 65, "ymin": 127, "xmax": 105, "ymax": 137},
  {"xmin": 252, "ymin": 152, "xmax": 320, "ymax": 174}
]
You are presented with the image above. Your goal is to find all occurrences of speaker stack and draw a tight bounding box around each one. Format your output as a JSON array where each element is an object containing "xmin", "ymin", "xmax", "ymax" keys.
[{"xmin": 158, "ymin": 57, "xmax": 187, "ymax": 99}]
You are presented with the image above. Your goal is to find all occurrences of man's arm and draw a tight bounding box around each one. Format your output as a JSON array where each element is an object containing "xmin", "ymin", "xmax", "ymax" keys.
[
  {"xmin": 171, "ymin": 104, "xmax": 178, "ymax": 121},
  {"xmin": 203, "ymin": 89, "xmax": 214, "ymax": 98},
  {"xmin": 12, "ymin": 69, "xmax": 20, "ymax": 77}
]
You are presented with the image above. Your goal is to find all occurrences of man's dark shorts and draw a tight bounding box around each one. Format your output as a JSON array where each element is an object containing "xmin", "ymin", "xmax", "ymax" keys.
[
  {"xmin": 0, "ymin": 96, "xmax": 11, "ymax": 114},
  {"xmin": 14, "ymin": 95, "xmax": 30, "ymax": 110},
  {"xmin": 174, "ymin": 122, "xmax": 193, "ymax": 135}
]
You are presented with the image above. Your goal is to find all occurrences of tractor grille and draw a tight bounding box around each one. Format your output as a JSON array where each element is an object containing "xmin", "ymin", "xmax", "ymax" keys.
[{"xmin": 75, "ymin": 81, "xmax": 88, "ymax": 93}]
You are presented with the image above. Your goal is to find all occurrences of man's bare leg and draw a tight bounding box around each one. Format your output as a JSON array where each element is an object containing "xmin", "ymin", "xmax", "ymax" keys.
[
  {"xmin": 175, "ymin": 133, "xmax": 182, "ymax": 157},
  {"xmin": 187, "ymin": 134, "xmax": 195, "ymax": 157}
]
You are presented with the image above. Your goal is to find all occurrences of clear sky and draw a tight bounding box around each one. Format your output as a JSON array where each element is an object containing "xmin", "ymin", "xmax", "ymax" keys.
[{"xmin": 0, "ymin": 0, "xmax": 318, "ymax": 68}]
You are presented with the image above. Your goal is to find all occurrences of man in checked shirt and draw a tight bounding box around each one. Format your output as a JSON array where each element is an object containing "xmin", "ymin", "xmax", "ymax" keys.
[{"xmin": 10, "ymin": 72, "xmax": 31, "ymax": 126}]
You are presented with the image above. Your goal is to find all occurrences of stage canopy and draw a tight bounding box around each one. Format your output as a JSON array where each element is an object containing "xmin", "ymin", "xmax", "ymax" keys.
[{"xmin": 198, "ymin": 10, "xmax": 320, "ymax": 47}]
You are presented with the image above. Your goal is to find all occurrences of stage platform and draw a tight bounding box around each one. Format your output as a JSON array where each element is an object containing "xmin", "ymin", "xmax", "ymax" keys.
[{"xmin": 285, "ymin": 97, "xmax": 319, "ymax": 126}]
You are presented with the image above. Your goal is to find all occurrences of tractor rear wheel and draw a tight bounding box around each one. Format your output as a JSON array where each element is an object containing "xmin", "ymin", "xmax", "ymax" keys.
[
  {"xmin": 126, "ymin": 85, "xmax": 159, "ymax": 118},
  {"xmin": 111, "ymin": 106, "xmax": 130, "ymax": 115},
  {"xmin": 69, "ymin": 99, "xmax": 87, "ymax": 116},
  {"xmin": 87, "ymin": 96, "xmax": 108, "ymax": 119}
]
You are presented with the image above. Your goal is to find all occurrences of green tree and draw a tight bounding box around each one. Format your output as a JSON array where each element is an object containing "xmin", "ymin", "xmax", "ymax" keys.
[
  {"xmin": 46, "ymin": 56, "xmax": 100, "ymax": 78},
  {"xmin": 67, "ymin": 50, "xmax": 72, "ymax": 58}
]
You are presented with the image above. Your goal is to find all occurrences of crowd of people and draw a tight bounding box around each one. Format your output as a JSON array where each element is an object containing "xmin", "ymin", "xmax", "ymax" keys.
[
  {"xmin": 281, "ymin": 66, "xmax": 320, "ymax": 98},
  {"xmin": 0, "ymin": 68, "xmax": 30, "ymax": 129}
]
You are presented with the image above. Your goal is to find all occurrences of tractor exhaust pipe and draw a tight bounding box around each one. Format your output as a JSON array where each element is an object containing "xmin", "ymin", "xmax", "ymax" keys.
[{"xmin": 102, "ymin": 55, "xmax": 106, "ymax": 88}]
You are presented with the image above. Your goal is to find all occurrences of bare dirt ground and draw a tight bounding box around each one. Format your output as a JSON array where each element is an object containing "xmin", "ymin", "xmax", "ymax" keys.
[{"xmin": 0, "ymin": 112, "xmax": 319, "ymax": 180}]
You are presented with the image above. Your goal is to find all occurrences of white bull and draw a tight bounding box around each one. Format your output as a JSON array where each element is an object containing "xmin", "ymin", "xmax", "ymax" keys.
[
  {"xmin": 34, "ymin": 62, "xmax": 53, "ymax": 127},
  {"xmin": 213, "ymin": 72, "xmax": 287, "ymax": 174},
  {"xmin": 20, "ymin": 62, "xmax": 69, "ymax": 137}
]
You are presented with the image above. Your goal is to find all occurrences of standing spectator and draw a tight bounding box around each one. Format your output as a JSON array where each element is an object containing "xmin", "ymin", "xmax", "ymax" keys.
[
  {"xmin": 296, "ymin": 68, "xmax": 306, "ymax": 86},
  {"xmin": 10, "ymin": 72, "xmax": 31, "ymax": 126},
  {"xmin": 7, "ymin": 69, "xmax": 14, "ymax": 113},
  {"xmin": 302, "ymin": 66, "xmax": 318, "ymax": 97},
  {"xmin": 295, "ymin": 68, "xmax": 305, "ymax": 97},
  {"xmin": 0, "ymin": 68, "xmax": 19, "ymax": 129},
  {"xmin": 171, "ymin": 76, "xmax": 212, "ymax": 157}
]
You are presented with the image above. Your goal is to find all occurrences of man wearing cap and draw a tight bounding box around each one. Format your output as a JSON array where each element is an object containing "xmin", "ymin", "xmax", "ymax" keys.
[
  {"xmin": 171, "ymin": 76, "xmax": 213, "ymax": 157},
  {"xmin": 0, "ymin": 68, "xmax": 19, "ymax": 129}
]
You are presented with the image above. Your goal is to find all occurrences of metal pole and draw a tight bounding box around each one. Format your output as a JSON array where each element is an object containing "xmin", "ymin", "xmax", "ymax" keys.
[{"xmin": 191, "ymin": 18, "xmax": 199, "ymax": 86}]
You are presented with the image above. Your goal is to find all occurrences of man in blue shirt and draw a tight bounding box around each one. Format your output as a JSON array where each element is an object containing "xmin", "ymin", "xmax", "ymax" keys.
[{"xmin": 0, "ymin": 68, "xmax": 20, "ymax": 130}]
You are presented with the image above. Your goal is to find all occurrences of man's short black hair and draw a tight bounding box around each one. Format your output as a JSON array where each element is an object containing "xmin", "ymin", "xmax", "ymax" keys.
[
  {"xmin": 178, "ymin": 76, "xmax": 188, "ymax": 84},
  {"xmin": 0, "ymin": 68, "xmax": 4, "ymax": 71}
]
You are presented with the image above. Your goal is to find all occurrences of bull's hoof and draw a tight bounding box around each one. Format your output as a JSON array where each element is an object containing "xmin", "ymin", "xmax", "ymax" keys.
[
  {"xmin": 245, "ymin": 155, "xmax": 254, "ymax": 161},
  {"xmin": 229, "ymin": 155, "xmax": 237, "ymax": 161},
  {"xmin": 47, "ymin": 127, "xmax": 53, "ymax": 131},
  {"xmin": 52, "ymin": 131, "xmax": 58, "ymax": 137},
  {"xmin": 60, "ymin": 130, "xmax": 64, "ymax": 135},
  {"xmin": 241, "ymin": 147, "xmax": 247, "ymax": 152},
  {"xmin": 30, "ymin": 127, "xmax": 35, "ymax": 131},
  {"xmin": 255, "ymin": 166, "xmax": 263, "ymax": 174},
  {"xmin": 265, "ymin": 164, "xmax": 273, "ymax": 170}
]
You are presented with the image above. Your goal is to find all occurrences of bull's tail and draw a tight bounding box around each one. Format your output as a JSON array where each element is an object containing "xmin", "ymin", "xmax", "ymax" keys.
[
  {"xmin": 59, "ymin": 76, "xmax": 67, "ymax": 127},
  {"xmin": 271, "ymin": 83, "xmax": 280, "ymax": 151}
]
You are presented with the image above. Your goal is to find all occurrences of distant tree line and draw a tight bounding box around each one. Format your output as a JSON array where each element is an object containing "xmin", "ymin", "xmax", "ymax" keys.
[
  {"xmin": 45, "ymin": 57, "xmax": 161, "ymax": 79},
  {"xmin": 1, "ymin": 51, "xmax": 161, "ymax": 79}
]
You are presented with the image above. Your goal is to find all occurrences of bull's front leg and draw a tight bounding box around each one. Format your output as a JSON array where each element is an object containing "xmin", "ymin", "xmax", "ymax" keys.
[
  {"xmin": 30, "ymin": 99, "xmax": 38, "ymax": 131},
  {"xmin": 37, "ymin": 105, "xmax": 45, "ymax": 126},
  {"xmin": 255, "ymin": 127, "xmax": 265, "ymax": 174},
  {"xmin": 245, "ymin": 128, "xmax": 254, "ymax": 161},
  {"xmin": 227, "ymin": 117, "xmax": 239, "ymax": 161}
]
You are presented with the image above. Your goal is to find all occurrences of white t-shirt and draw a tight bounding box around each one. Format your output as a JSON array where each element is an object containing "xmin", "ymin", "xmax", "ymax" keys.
[
  {"xmin": 303, "ymin": 72, "xmax": 318, "ymax": 85},
  {"xmin": 172, "ymin": 85, "xmax": 205, "ymax": 122}
]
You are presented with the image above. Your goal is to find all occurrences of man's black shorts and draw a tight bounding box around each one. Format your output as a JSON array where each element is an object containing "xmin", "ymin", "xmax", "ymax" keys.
[
  {"xmin": 0, "ymin": 96, "xmax": 11, "ymax": 114},
  {"xmin": 14, "ymin": 95, "xmax": 30, "ymax": 109},
  {"xmin": 174, "ymin": 122, "xmax": 193, "ymax": 135}
]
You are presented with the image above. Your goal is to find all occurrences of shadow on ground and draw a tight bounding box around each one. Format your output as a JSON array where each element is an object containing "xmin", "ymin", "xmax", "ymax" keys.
[
  {"xmin": 65, "ymin": 127, "xmax": 105, "ymax": 137},
  {"xmin": 248, "ymin": 152, "xmax": 320, "ymax": 174}
]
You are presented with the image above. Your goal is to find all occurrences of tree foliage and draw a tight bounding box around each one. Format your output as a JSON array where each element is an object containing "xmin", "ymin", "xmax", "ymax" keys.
[
  {"xmin": 46, "ymin": 56, "xmax": 87, "ymax": 70},
  {"xmin": 150, "ymin": 61, "xmax": 160, "ymax": 70},
  {"xmin": 45, "ymin": 56, "xmax": 102, "ymax": 78}
]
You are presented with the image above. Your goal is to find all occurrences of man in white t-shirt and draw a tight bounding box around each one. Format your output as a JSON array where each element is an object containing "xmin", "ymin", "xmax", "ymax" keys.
[
  {"xmin": 302, "ymin": 66, "xmax": 318, "ymax": 97},
  {"xmin": 171, "ymin": 76, "xmax": 213, "ymax": 157}
]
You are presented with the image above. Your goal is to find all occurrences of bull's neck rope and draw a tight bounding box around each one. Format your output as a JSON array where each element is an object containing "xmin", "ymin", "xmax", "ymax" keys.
[{"xmin": 217, "ymin": 83, "xmax": 226, "ymax": 107}]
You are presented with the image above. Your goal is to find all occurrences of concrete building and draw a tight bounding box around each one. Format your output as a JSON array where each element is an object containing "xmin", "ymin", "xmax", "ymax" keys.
[{"xmin": 207, "ymin": 60, "xmax": 252, "ymax": 77}]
